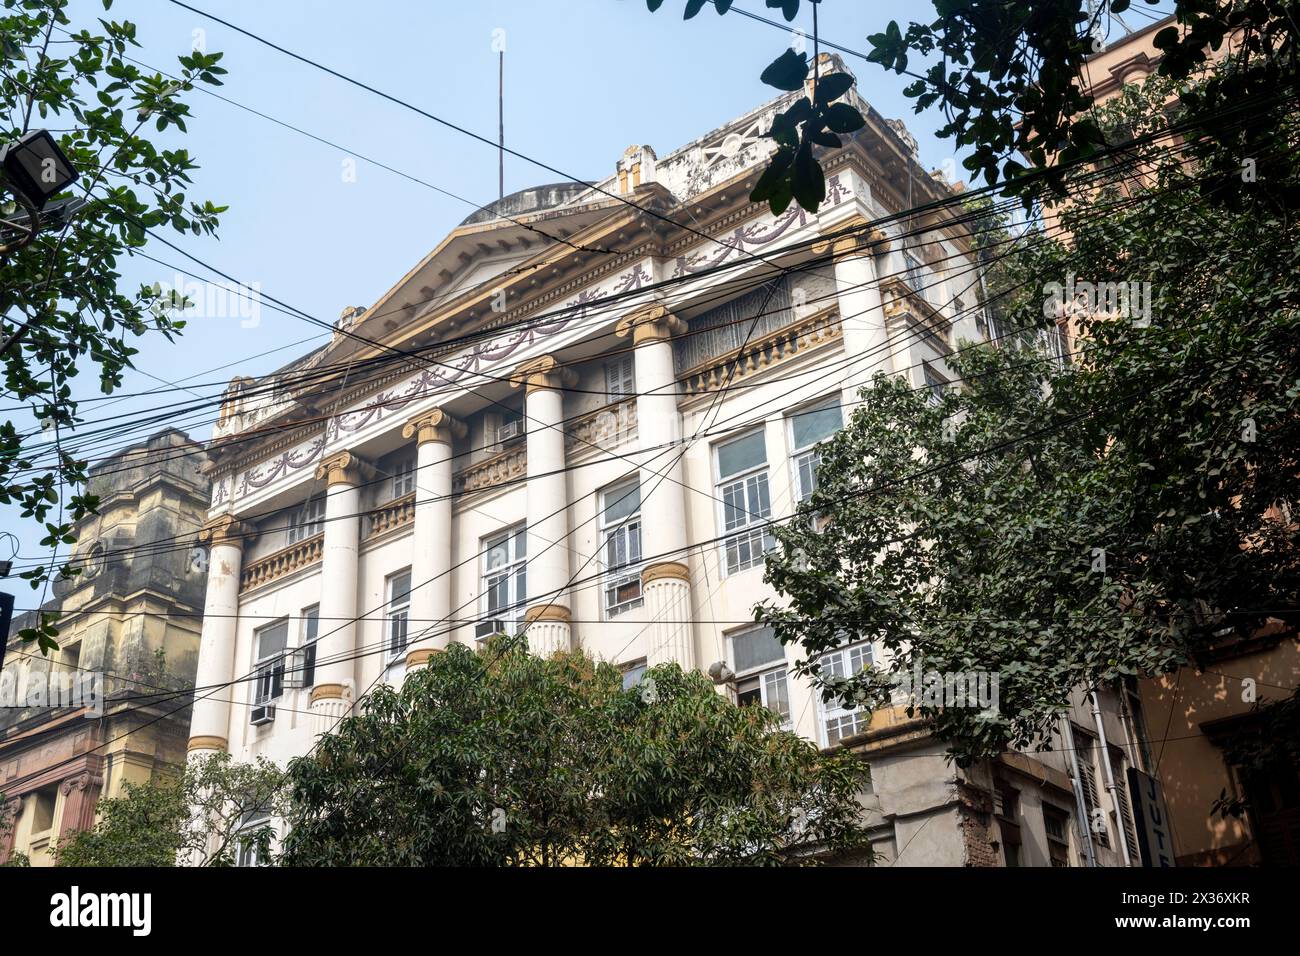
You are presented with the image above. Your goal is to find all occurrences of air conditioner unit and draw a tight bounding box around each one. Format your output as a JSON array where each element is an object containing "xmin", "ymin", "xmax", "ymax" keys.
[
  {"xmin": 495, "ymin": 420, "xmax": 523, "ymax": 444},
  {"xmin": 475, "ymin": 619, "xmax": 506, "ymax": 641},
  {"xmin": 250, "ymin": 704, "xmax": 276, "ymax": 726}
]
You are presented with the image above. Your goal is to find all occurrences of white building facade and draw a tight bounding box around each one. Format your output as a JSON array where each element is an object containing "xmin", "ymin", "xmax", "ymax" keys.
[{"xmin": 185, "ymin": 58, "xmax": 1148, "ymax": 866}]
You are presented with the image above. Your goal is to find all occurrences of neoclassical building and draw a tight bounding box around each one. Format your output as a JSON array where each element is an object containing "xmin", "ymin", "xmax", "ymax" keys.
[
  {"xmin": 190, "ymin": 55, "xmax": 1145, "ymax": 865},
  {"xmin": 0, "ymin": 428, "xmax": 209, "ymax": 865}
]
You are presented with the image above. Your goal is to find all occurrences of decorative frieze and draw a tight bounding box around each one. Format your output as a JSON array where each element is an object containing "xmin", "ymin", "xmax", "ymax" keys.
[
  {"xmin": 679, "ymin": 308, "xmax": 842, "ymax": 398},
  {"xmin": 239, "ymin": 534, "xmax": 323, "ymax": 592}
]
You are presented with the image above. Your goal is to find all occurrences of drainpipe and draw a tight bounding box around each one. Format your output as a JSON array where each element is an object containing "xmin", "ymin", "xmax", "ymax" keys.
[
  {"xmin": 1059, "ymin": 717, "xmax": 1098, "ymax": 867},
  {"xmin": 1091, "ymin": 690, "xmax": 1134, "ymax": 867}
]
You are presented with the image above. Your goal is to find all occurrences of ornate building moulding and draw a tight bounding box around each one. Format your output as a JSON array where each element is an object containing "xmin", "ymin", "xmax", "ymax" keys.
[
  {"xmin": 314, "ymin": 450, "xmax": 372, "ymax": 487},
  {"xmin": 615, "ymin": 304, "xmax": 687, "ymax": 345},
  {"xmin": 197, "ymin": 514, "xmax": 255, "ymax": 549},
  {"xmin": 402, "ymin": 407, "xmax": 466, "ymax": 446},
  {"xmin": 512, "ymin": 354, "xmax": 577, "ymax": 395}
]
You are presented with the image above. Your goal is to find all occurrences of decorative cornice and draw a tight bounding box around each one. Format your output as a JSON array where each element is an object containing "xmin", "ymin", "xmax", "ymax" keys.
[
  {"xmin": 616, "ymin": 303, "xmax": 688, "ymax": 345},
  {"xmin": 641, "ymin": 560, "xmax": 691, "ymax": 585},
  {"xmin": 524, "ymin": 604, "xmax": 572, "ymax": 625},
  {"xmin": 197, "ymin": 514, "xmax": 255, "ymax": 549},
  {"xmin": 187, "ymin": 735, "xmax": 228, "ymax": 753},
  {"xmin": 512, "ymin": 354, "xmax": 577, "ymax": 395},
  {"xmin": 402, "ymin": 407, "xmax": 466, "ymax": 446},
  {"xmin": 314, "ymin": 451, "xmax": 372, "ymax": 487}
]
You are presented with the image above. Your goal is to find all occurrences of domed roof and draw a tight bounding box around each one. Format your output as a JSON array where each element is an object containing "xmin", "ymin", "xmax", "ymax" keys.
[{"xmin": 459, "ymin": 181, "xmax": 592, "ymax": 226}]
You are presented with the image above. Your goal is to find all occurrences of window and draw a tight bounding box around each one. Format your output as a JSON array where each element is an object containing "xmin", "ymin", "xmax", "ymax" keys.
[
  {"xmin": 995, "ymin": 784, "xmax": 1022, "ymax": 867},
  {"xmin": 605, "ymin": 356, "xmax": 635, "ymax": 400},
  {"xmin": 729, "ymin": 625, "xmax": 789, "ymax": 725},
  {"xmin": 299, "ymin": 605, "xmax": 319, "ymax": 688},
  {"xmin": 286, "ymin": 497, "xmax": 325, "ymax": 545},
  {"xmin": 31, "ymin": 785, "xmax": 57, "ymax": 834},
  {"xmin": 904, "ymin": 251, "xmax": 930, "ymax": 301},
  {"xmin": 252, "ymin": 620, "xmax": 288, "ymax": 724},
  {"xmin": 600, "ymin": 479, "xmax": 643, "ymax": 617},
  {"xmin": 1073, "ymin": 727, "xmax": 1109, "ymax": 848},
  {"xmin": 923, "ymin": 364, "xmax": 949, "ymax": 407},
  {"xmin": 621, "ymin": 661, "xmax": 647, "ymax": 691},
  {"xmin": 386, "ymin": 570, "xmax": 412, "ymax": 661},
  {"xmin": 390, "ymin": 454, "xmax": 417, "ymax": 499},
  {"xmin": 818, "ymin": 641, "xmax": 874, "ymax": 746},
  {"xmin": 1110, "ymin": 748, "xmax": 1139, "ymax": 854},
  {"xmin": 235, "ymin": 807, "xmax": 272, "ymax": 868},
  {"xmin": 1043, "ymin": 805, "xmax": 1072, "ymax": 867},
  {"xmin": 787, "ymin": 399, "xmax": 841, "ymax": 502},
  {"xmin": 482, "ymin": 526, "xmax": 527, "ymax": 636},
  {"xmin": 715, "ymin": 430, "xmax": 774, "ymax": 575}
]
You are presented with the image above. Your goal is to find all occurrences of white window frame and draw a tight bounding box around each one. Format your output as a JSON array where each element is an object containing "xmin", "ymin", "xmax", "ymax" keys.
[
  {"xmin": 252, "ymin": 619, "xmax": 289, "ymax": 722},
  {"xmin": 235, "ymin": 807, "xmax": 273, "ymax": 867},
  {"xmin": 923, "ymin": 363, "xmax": 949, "ymax": 407},
  {"xmin": 621, "ymin": 660, "xmax": 648, "ymax": 691},
  {"xmin": 482, "ymin": 525, "xmax": 527, "ymax": 637},
  {"xmin": 604, "ymin": 355, "xmax": 635, "ymax": 400},
  {"xmin": 714, "ymin": 430, "xmax": 774, "ymax": 576},
  {"xmin": 286, "ymin": 497, "xmax": 325, "ymax": 545},
  {"xmin": 729, "ymin": 625, "xmax": 791, "ymax": 727},
  {"xmin": 298, "ymin": 604, "xmax": 320, "ymax": 688},
  {"xmin": 390, "ymin": 454, "xmax": 417, "ymax": 499},
  {"xmin": 787, "ymin": 398, "xmax": 842, "ymax": 503},
  {"xmin": 817, "ymin": 640, "xmax": 875, "ymax": 747},
  {"xmin": 385, "ymin": 569, "xmax": 412, "ymax": 662},
  {"xmin": 600, "ymin": 478, "xmax": 644, "ymax": 618}
]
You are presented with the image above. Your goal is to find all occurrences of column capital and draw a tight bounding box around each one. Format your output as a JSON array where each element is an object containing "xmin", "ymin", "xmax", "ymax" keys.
[
  {"xmin": 512, "ymin": 354, "xmax": 576, "ymax": 395},
  {"xmin": 59, "ymin": 772, "xmax": 99, "ymax": 796},
  {"xmin": 524, "ymin": 603, "xmax": 572, "ymax": 625},
  {"xmin": 642, "ymin": 560, "xmax": 690, "ymax": 585},
  {"xmin": 616, "ymin": 303, "xmax": 687, "ymax": 345},
  {"xmin": 402, "ymin": 407, "xmax": 466, "ymax": 445},
  {"xmin": 813, "ymin": 214, "xmax": 891, "ymax": 259},
  {"xmin": 187, "ymin": 734, "xmax": 228, "ymax": 753},
  {"xmin": 405, "ymin": 647, "xmax": 442, "ymax": 669},
  {"xmin": 198, "ymin": 514, "xmax": 255, "ymax": 549},
  {"xmin": 315, "ymin": 450, "xmax": 372, "ymax": 487}
]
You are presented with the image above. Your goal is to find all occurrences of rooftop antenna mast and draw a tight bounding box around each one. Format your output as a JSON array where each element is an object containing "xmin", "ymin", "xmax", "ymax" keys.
[{"xmin": 493, "ymin": 28, "xmax": 505, "ymax": 201}]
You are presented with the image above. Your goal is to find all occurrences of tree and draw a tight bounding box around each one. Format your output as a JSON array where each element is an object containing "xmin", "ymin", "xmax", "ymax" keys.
[
  {"xmin": 643, "ymin": 1, "xmax": 1300, "ymax": 211},
  {"xmin": 0, "ymin": 0, "xmax": 226, "ymax": 652},
  {"xmin": 53, "ymin": 752, "xmax": 283, "ymax": 867},
  {"xmin": 759, "ymin": 69, "xmax": 1300, "ymax": 766},
  {"xmin": 280, "ymin": 640, "xmax": 872, "ymax": 866}
]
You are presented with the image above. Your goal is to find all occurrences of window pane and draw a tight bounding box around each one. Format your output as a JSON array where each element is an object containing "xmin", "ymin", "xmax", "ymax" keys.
[
  {"xmin": 732, "ymin": 626, "xmax": 784, "ymax": 672},
  {"xmin": 303, "ymin": 606, "xmax": 319, "ymax": 642},
  {"xmin": 256, "ymin": 621, "xmax": 288, "ymax": 659},
  {"xmin": 763, "ymin": 670, "xmax": 791, "ymax": 719},
  {"xmin": 390, "ymin": 571, "xmax": 412, "ymax": 604},
  {"xmin": 791, "ymin": 402, "xmax": 840, "ymax": 450},
  {"xmin": 621, "ymin": 664, "xmax": 647, "ymax": 690},
  {"xmin": 717, "ymin": 431, "xmax": 766, "ymax": 480},
  {"xmin": 603, "ymin": 480, "xmax": 641, "ymax": 524}
]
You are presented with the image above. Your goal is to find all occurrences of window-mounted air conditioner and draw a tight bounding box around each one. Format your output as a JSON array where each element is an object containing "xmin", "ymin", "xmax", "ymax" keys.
[{"xmin": 496, "ymin": 420, "xmax": 523, "ymax": 445}]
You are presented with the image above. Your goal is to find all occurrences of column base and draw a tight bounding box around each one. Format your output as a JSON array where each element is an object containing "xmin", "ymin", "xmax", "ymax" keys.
[
  {"xmin": 405, "ymin": 646, "xmax": 443, "ymax": 671},
  {"xmin": 642, "ymin": 562, "xmax": 694, "ymax": 670},
  {"xmin": 523, "ymin": 604, "xmax": 572, "ymax": 657}
]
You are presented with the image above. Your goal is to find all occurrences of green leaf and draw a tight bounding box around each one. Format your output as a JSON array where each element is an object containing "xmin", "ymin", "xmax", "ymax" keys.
[{"xmin": 760, "ymin": 48, "xmax": 808, "ymax": 92}]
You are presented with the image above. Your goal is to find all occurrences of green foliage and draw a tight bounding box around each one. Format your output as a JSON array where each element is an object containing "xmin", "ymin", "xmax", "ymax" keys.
[
  {"xmin": 0, "ymin": 0, "xmax": 225, "ymax": 651},
  {"xmin": 52, "ymin": 752, "xmax": 283, "ymax": 867},
  {"xmin": 280, "ymin": 640, "xmax": 873, "ymax": 866},
  {"xmin": 760, "ymin": 74, "xmax": 1300, "ymax": 766}
]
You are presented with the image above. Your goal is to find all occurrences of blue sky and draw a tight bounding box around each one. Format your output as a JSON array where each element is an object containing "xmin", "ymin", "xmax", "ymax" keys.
[{"xmin": 5, "ymin": 0, "xmax": 1172, "ymax": 569}]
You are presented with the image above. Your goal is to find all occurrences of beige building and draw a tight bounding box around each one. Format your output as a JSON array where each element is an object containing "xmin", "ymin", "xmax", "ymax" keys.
[{"xmin": 0, "ymin": 428, "xmax": 209, "ymax": 865}]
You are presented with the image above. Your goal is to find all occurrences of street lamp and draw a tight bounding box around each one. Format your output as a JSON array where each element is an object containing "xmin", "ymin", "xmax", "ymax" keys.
[{"xmin": 0, "ymin": 129, "xmax": 78, "ymax": 255}]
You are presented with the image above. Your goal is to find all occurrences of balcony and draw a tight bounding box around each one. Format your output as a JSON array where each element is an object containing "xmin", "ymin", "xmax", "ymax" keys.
[
  {"xmin": 240, "ymin": 533, "xmax": 324, "ymax": 592},
  {"xmin": 679, "ymin": 307, "xmax": 841, "ymax": 398}
]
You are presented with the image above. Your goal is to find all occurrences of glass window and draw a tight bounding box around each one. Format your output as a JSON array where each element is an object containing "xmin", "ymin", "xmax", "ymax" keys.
[
  {"xmin": 252, "ymin": 620, "xmax": 288, "ymax": 717},
  {"xmin": 605, "ymin": 356, "xmax": 635, "ymax": 400},
  {"xmin": 601, "ymin": 479, "xmax": 644, "ymax": 618},
  {"xmin": 715, "ymin": 431, "xmax": 774, "ymax": 575},
  {"xmin": 924, "ymin": 364, "xmax": 949, "ymax": 407},
  {"xmin": 235, "ymin": 807, "xmax": 272, "ymax": 868},
  {"xmin": 731, "ymin": 625, "xmax": 784, "ymax": 673},
  {"xmin": 482, "ymin": 526, "xmax": 527, "ymax": 636},
  {"xmin": 391, "ymin": 455, "xmax": 417, "ymax": 499},
  {"xmin": 818, "ymin": 641, "xmax": 873, "ymax": 746},
  {"xmin": 386, "ymin": 570, "xmax": 412, "ymax": 661},
  {"xmin": 621, "ymin": 661, "xmax": 647, "ymax": 691},
  {"xmin": 736, "ymin": 669, "xmax": 791, "ymax": 724},
  {"xmin": 788, "ymin": 399, "xmax": 841, "ymax": 502},
  {"xmin": 286, "ymin": 497, "xmax": 325, "ymax": 545},
  {"xmin": 299, "ymin": 605, "xmax": 319, "ymax": 688},
  {"xmin": 731, "ymin": 626, "xmax": 790, "ymax": 725}
]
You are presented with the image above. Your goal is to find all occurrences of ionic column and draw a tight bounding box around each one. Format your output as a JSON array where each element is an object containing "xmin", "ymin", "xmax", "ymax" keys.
[
  {"xmin": 188, "ymin": 514, "xmax": 254, "ymax": 760},
  {"xmin": 310, "ymin": 451, "xmax": 369, "ymax": 734},
  {"xmin": 814, "ymin": 215, "xmax": 894, "ymax": 407},
  {"xmin": 402, "ymin": 409, "xmax": 464, "ymax": 670},
  {"xmin": 616, "ymin": 305, "xmax": 695, "ymax": 670},
  {"xmin": 514, "ymin": 355, "xmax": 575, "ymax": 656}
]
